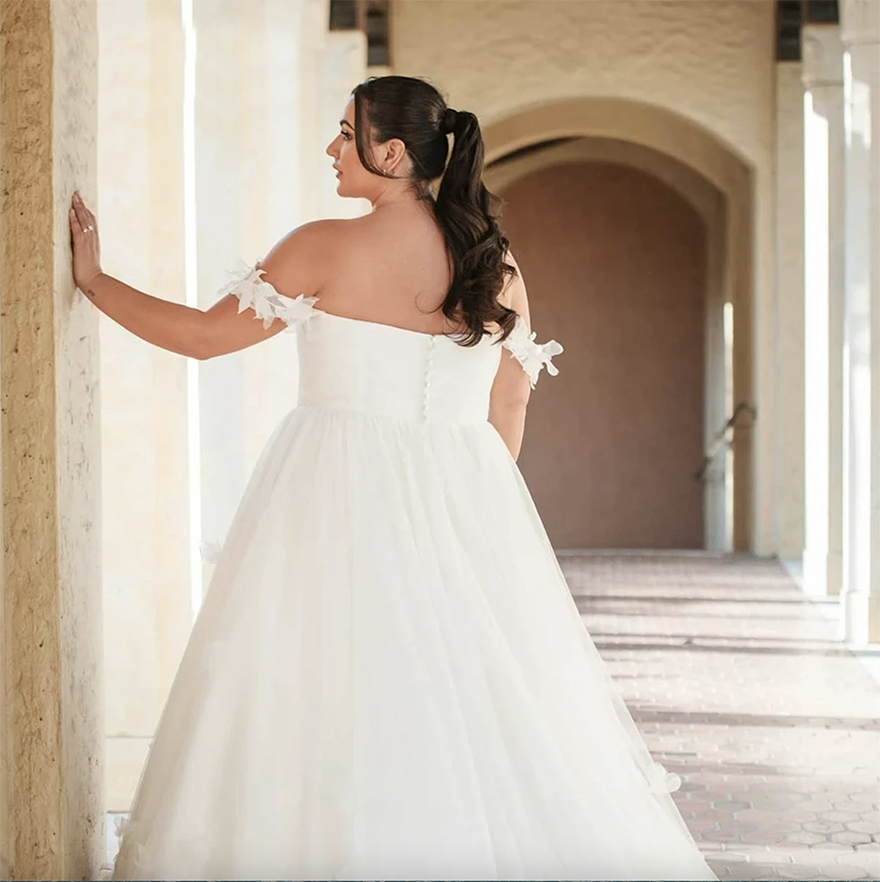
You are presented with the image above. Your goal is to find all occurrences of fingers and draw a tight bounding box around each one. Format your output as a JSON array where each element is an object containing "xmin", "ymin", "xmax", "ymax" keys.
[
  {"xmin": 69, "ymin": 204, "xmax": 83, "ymax": 236},
  {"xmin": 71, "ymin": 191, "xmax": 96, "ymax": 234},
  {"xmin": 71, "ymin": 192, "xmax": 87, "ymax": 233}
]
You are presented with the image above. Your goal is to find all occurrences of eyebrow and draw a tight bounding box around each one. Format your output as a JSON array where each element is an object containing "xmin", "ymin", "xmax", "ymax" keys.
[{"xmin": 339, "ymin": 120, "xmax": 354, "ymax": 129}]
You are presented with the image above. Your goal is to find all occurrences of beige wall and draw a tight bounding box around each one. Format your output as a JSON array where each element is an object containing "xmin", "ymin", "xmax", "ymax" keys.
[
  {"xmin": 392, "ymin": 0, "xmax": 780, "ymax": 554},
  {"xmin": 501, "ymin": 161, "xmax": 706, "ymax": 548},
  {"xmin": 393, "ymin": 0, "xmax": 773, "ymax": 167}
]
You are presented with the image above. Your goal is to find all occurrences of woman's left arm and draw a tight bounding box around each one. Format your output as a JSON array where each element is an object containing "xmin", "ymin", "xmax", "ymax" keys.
[{"xmin": 69, "ymin": 191, "xmax": 319, "ymax": 359}]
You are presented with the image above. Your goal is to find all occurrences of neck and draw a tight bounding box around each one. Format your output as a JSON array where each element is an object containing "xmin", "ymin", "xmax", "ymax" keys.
[{"xmin": 370, "ymin": 178, "xmax": 433, "ymax": 212}]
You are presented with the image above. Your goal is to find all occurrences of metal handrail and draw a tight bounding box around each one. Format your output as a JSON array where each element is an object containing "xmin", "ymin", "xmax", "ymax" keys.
[{"xmin": 694, "ymin": 401, "xmax": 757, "ymax": 482}]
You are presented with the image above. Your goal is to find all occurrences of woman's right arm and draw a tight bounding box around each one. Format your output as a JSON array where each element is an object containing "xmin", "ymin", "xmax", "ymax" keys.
[{"xmin": 79, "ymin": 273, "xmax": 290, "ymax": 360}]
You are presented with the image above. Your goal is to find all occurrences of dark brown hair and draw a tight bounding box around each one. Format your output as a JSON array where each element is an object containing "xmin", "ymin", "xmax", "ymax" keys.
[{"xmin": 351, "ymin": 75, "xmax": 518, "ymax": 347}]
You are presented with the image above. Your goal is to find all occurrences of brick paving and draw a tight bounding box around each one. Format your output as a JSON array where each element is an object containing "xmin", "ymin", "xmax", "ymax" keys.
[{"xmin": 558, "ymin": 552, "xmax": 880, "ymax": 882}]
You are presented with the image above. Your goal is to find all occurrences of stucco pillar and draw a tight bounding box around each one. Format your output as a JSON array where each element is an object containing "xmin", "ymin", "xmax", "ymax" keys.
[
  {"xmin": 840, "ymin": 0, "xmax": 880, "ymax": 644},
  {"xmin": 0, "ymin": 1, "xmax": 103, "ymax": 878},
  {"xmin": 774, "ymin": 61, "xmax": 806, "ymax": 561},
  {"xmin": 194, "ymin": 0, "xmax": 328, "ymax": 589},
  {"xmin": 96, "ymin": 0, "xmax": 193, "ymax": 821},
  {"xmin": 801, "ymin": 25, "xmax": 846, "ymax": 598}
]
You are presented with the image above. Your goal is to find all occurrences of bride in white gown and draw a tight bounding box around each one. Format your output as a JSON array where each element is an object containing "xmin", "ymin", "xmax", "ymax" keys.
[{"xmin": 70, "ymin": 75, "xmax": 717, "ymax": 882}]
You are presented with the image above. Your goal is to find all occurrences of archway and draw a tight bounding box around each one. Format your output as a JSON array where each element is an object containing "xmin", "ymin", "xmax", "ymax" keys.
[{"xmin": 483, "ymin": 98, "xmax": 754, "ymax": 552}]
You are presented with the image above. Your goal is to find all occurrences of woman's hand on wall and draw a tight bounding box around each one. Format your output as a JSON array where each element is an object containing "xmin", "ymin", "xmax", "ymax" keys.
[
  {"xmin": 63, "ymin": 194, "xmax": 291, "ymax": 360},
  {"xmin": 69, "ymin": 191, "xmax": 103, "ymax": 291}
]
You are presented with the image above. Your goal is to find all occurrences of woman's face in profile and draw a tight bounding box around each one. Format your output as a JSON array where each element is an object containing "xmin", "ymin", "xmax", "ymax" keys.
[{"xmin": 326, "ymin": 97, "xmax": 368, "ymax": 199}]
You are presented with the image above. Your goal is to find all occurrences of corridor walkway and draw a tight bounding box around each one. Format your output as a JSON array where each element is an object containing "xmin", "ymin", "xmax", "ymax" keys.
[{"xmin": 559, "ymin": 552, "xmax": 880, "ymax": 881}]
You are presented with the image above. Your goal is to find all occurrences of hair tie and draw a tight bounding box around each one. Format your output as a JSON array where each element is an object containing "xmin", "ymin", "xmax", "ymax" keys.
[{"xmin": 442, "ymin": 107, "xmax": 457, "ymax": 135}]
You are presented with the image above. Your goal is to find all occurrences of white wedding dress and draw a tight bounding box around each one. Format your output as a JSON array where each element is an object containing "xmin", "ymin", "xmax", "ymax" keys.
[{"xmin": 111, "ymin": 264, "xmax": 717, "ymax": 882}]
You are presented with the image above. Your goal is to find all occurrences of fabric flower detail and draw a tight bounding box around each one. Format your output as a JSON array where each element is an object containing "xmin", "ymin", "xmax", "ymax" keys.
[
  {"xmin": 501, "ymin": 314, "xmax": 563, "ymax": 389},
  {"xmin": 218, "ymin": 260, "xmax": 320, "ymax": 331}
]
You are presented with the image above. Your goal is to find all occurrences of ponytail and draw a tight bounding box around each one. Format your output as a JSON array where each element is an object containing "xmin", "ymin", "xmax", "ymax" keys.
[
  {"xmin": 434, "ymin": 110, "xmax": 518, "ymax": 347},
  {"xmin": 350, "ymin": 76, "xmax": 519, "ymax": 348}
]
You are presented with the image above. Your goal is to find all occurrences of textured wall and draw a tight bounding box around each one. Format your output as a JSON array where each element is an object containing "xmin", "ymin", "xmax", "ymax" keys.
[
  {"xmin": 0, "ymin": 1, "xmax": 60, "ymax": 872},
  {"xmin": 392, "ymin": 0, "xmax": 772, "ymax": 168},
  {"xmin": 393, "ymin": 0, "xmax": 780, "ymax": 554},
  {"xmin": 0, "ymin": 0, "xmax": 103, "ymax": 878}
]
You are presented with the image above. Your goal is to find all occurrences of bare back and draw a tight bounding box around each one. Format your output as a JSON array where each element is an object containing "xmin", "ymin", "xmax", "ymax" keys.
[{"xmin": 310, "ymin": 204, "xmax": 506, "ymax": 337}]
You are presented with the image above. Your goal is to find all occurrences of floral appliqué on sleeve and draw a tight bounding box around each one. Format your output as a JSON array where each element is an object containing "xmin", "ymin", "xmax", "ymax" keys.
[
  {"xmin": 501, "ymin": 315, "xmax": 563, "ymax": 389},
  {"xmin": 218, "ymin": 260, "xmax": 320, "ymax": 331}
]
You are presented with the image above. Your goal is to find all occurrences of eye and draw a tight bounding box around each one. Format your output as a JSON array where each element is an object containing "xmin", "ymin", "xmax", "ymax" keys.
[{"xmin": 341, "ymin": 130, "xmax": 352, "ymax": 141}]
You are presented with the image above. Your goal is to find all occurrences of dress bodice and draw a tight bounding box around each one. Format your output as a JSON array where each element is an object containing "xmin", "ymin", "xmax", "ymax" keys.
[{"xmin": 219, "ymin": 263, "xmax": 564, "ymax": 426}]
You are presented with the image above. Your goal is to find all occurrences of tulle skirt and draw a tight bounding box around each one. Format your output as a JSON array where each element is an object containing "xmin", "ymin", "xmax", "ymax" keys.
[{"xmin": 112, "ymin": 404, "xmax": 717, "ymax": 881}]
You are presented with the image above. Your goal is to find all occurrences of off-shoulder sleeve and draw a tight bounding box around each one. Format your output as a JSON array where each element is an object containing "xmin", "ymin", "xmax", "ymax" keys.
[
  {"xmin": 218, "ymin": 260, "xmax": 320, "ymax": 331},
  {"xmin": 501, "ymin": 314, "xmax": 563, "ymax": 389}
]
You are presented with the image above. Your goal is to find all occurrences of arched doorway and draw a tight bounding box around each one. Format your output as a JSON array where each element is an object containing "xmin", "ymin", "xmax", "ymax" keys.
[
  {"xmin": 499, "ymin": 160, "xmax": 707, "ymax": 549},
  {"xmin": 483, "ymin": 99, "xmax": 754, "ymax": 552}
]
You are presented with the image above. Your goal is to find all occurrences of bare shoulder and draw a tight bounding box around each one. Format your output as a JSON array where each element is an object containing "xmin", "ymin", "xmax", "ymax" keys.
[
  {"xmin": 256, "ymin": 218, "xmax": 356, "ymax": 297},
  {"xmin": 262, "ymin": 218, "xmax": 353, "ymax": 262}
]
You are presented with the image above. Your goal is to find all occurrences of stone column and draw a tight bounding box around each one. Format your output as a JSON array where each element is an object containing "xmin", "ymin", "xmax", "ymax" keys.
[
  {"xmin": 96, "ymin": 0, "xmax": 193, "ymax": 820},
  {"xmin": 801, "ymin": 25, "xmax": 846, "ymax": 598},
  {"xmin": 0, "ymin": 1, "xmax": 103, "ymax": 878},
  {"xmin": 194, "ymin": 0, "xmax": 329, "ymax": 590},
  {"xmin": 774, "ymin": 61, "xmax": 806, "ymax": 562},
  {"xmin": 840, "ymin": 0, "xmax": 880, "ymax": 643}
]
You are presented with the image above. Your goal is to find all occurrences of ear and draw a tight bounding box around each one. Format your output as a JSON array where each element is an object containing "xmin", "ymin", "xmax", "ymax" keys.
[{"xmin": 377, "ymin": 137, "xmax": 408, "ymax": 174}]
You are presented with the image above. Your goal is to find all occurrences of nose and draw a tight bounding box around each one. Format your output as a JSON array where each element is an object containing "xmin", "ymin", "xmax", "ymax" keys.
[{"xmin": 325, "ymin": 139, "xmax": 337, "ymax": 158}]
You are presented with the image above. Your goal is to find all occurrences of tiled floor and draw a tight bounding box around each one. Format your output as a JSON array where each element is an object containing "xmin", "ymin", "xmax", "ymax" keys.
[{"xmin": 558, "ymin": 552, "xmax": 880, "ymax": 882}]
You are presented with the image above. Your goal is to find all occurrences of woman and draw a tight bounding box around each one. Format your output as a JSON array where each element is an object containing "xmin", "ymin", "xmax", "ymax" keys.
[{"xmin": 71, "ymin": 75, "xmax": 716, "ymax": 881}]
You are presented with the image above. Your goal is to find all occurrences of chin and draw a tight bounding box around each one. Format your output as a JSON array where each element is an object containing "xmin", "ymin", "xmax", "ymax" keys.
[{"xmin": 336, "ymin": 180, "xmax": 364, "ymax": 200}]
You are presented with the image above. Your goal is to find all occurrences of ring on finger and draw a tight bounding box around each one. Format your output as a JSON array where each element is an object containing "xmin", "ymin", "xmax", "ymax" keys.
[{"xmin": 84, "ymin": 225, "xmax": 94, "ymax": 232}]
